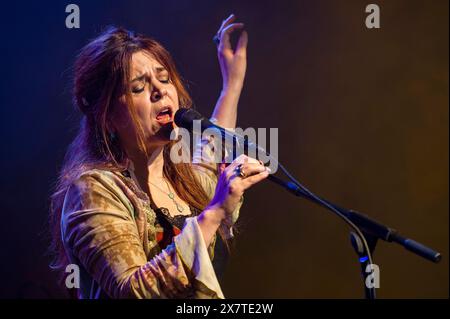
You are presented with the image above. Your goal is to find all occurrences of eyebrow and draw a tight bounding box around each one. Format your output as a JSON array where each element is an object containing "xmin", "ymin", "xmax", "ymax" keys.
[{"xmin": 130, "ymin": 67, "xmax": 168, "ymax": 83}]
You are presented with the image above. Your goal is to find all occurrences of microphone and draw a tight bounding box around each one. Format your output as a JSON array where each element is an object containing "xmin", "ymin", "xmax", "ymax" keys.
[
  {"xmin": 174, "ymin": 108, "xmax": 211, "ymax": 130},
  {"xmin": 174, "ymin": 108, "xmax": 237, "ymax": 141},
  {"xmin": 174, "ymin": 108, "xmax": 266, "ymax": 153}
]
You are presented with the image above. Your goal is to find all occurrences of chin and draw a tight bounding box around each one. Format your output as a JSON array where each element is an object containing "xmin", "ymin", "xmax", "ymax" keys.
[{"xmin": 154, "ymin": 122, "xmax": 175, "ymax": 141}]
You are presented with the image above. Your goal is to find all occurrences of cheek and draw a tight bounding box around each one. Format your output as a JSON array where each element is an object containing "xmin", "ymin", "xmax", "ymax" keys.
[
  {"xmin": 129, "ymin": 92, "xmax": 152, "ymax": 118},
  {"xmin": 114, "ymin": 96, "xmax": 151, "ymax": 131},
  {"xmin": 168, "ymin": 85, "xmax": 179, "ymax": 104}
]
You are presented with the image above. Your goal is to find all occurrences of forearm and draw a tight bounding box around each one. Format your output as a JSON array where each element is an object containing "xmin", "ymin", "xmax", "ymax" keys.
[
  {"xmin": 211, "ymin": 85, "xmax": 243, "ymax": 129},
  {"xmin": 210, "ymin": 14, "xmax": 247, "ymax": 131},
  {"xmin": 197, "ymin": 205, "xmax": 226, "ymax": 247}
]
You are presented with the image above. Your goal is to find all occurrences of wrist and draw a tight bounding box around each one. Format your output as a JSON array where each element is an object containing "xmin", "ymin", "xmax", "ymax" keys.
[
  {"xmin": 198, "ymin": 204, "xmax": 227, "ymax": 226},
  {"xmin": 222, "ymin": 80, "xmax": 244, "ymax": 93}
]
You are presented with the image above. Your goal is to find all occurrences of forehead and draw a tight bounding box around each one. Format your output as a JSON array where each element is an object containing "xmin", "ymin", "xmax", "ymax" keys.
[{"xmin": 130, "ymin": 51, "xmax": 165, "ymax": 76}]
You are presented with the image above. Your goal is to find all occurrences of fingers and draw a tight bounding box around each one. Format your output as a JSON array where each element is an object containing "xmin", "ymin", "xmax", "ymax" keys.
[
  {"xmin": 217, "ymin": 14, "xmax": 236, "ymax": 34},
  {"xmin": 216, "ymin": 14, "xmax": 247, "ymax": 52},
  {"xmin": 224, "ymin": 155, "xmax": 269, "ymax": 180},
  {"xmin": 219, "ymin": 23, "xmax": 245, "ymax": 51},
  {"xmin": 222, "ymin": 23, "xmax": 245, "ymax": 35},
  {"xmin": 233, "ymin": 154, "xmax": 257, "ymax": 165},
  {"xmin": 239, "ymin": 162, "xmax": 266, "ymax": 177},
  {"xmin": 242, "ymin": 169, "xmax": 270, "ymax": 189},
  {"xmin": 218, "ymin": 155, "xmax": 269, "ymax": 203},
  {"xmin": 234, "ymin": 158, "xmax": 270, "ymax": 189},
  {"xmin": 229, "ymin": 160, "xmax": 269, "ymax": 181},
  {"xmin": 228, "ymin": 160, "xmax": 269, "ymax": 188},
  {"xmin": 225, "ymin": 154, "xmax": 246, "ymax": 173},
  {"xmin": 223, "ymin": 155, "xmax": 256, "ymax": 179},
  {"xmin": 235, "ymin": 30, "xmax": 248, "ymax": 55}
]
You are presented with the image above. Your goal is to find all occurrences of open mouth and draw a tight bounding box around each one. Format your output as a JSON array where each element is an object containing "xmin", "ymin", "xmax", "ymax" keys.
[{"xmin": 155, "ymin": 107, "xmax": 173, "ymax": 124}]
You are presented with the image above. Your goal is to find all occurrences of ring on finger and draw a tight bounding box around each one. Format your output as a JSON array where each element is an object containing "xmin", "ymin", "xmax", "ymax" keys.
[
  {"xmin": 213, "ymin": 33, "xmax": 221, "ymax": 45},
  {"xmin": 235, "ymin": 164, "xmax": 247, "ymax": 178}
]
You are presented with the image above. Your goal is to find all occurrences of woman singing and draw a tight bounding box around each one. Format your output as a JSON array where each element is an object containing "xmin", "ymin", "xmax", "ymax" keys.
[{"xmin": 49, "ymin": 15, "xmax": 270, "ymax": 299}]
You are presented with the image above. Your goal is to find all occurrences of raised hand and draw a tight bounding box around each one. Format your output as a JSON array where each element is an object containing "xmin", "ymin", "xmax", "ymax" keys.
[{"xmin": 214, "ymin": 14, "xmax": 248, "ymax": 90}]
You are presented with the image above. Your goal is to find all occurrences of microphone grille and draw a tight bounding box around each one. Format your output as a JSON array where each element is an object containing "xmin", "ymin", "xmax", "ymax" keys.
[{"xmin": 174, "ymin": 108, "xmax": 204, "ymax": 129}]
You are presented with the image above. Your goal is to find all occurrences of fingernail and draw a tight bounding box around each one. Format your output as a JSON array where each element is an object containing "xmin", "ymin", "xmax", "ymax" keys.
[{"xmin": 266, "ymin": 167, "xmax": 272, "ymax": 173}]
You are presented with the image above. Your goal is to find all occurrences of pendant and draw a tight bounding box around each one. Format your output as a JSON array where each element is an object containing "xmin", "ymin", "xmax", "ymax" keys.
[
  {"xmin": 168, "ymin": 193, "xmax": 174, "ymax": 199},
  {"xmin": 176, "ymin": 204, "xmax": 184, "ymax": 213}
]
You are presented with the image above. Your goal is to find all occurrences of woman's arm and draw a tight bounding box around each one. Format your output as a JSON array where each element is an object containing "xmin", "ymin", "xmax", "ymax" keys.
[{"xmin": 210, "ymin": 14, "xmax": 248, "ymax": 129}]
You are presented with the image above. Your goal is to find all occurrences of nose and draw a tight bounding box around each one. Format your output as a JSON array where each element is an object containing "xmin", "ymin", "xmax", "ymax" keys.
[{"xmin": 150, "ymin": 80, "xmax": 168, "ymax": 103}]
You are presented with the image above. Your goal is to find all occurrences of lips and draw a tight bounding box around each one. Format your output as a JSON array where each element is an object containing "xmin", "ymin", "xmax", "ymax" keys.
[{"xmin": 155, "ymin": 106, "xmax": 173, "ymax": 125}]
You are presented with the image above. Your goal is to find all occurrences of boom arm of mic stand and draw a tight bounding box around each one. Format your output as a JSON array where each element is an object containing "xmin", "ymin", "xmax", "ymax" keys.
[
  {"xmin": 218, "ymin": 127, "xmax": 442, "ymax": 263},
  {"xmin": 267, "ymin": 175, "xmax": 441, "ymax": 263}
]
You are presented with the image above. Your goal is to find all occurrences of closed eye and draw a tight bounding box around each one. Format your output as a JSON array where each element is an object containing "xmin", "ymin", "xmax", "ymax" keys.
[
  {"xmin": 131, "ymin": 82, "xmax": 146, "ymax": 94},
  {"xmin": 130, "ymin": 72, "xmax": 170, "ymax": 94}
]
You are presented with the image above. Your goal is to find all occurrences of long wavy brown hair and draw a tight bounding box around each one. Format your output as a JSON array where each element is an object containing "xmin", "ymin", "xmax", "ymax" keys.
[{"xmin": 49, "ymin": 26, "xmax": 230, "ymax": 292}]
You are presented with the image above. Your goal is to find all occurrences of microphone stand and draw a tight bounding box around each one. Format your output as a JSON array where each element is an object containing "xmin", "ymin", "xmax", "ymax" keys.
[
  {"xmin": 233, "ymin": 133, "xmax": 441, "ymax": 299},
  {"xmin": 205, "ymin": 121, "xmax": 442, "ymax": 299},
  {"xmin": 267, "ymin": 174, "xmax": 441, "ymax": 299}
]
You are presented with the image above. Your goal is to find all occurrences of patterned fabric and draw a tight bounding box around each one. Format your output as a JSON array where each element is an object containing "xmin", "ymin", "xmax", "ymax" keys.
[{"xmin": 60, "ymin": 140, "xmax": 242, "ymax": 299}]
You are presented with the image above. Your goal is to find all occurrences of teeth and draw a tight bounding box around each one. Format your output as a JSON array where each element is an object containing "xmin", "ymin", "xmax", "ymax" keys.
[{"xmin": 156, "ymin": 107, "xmax": 172, "ymax": 122}]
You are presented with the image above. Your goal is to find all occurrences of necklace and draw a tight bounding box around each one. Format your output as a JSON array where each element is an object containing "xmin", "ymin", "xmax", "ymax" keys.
[{"xmin": 148, "ymin": 178, "xmax": 185, "ymax": 213}]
